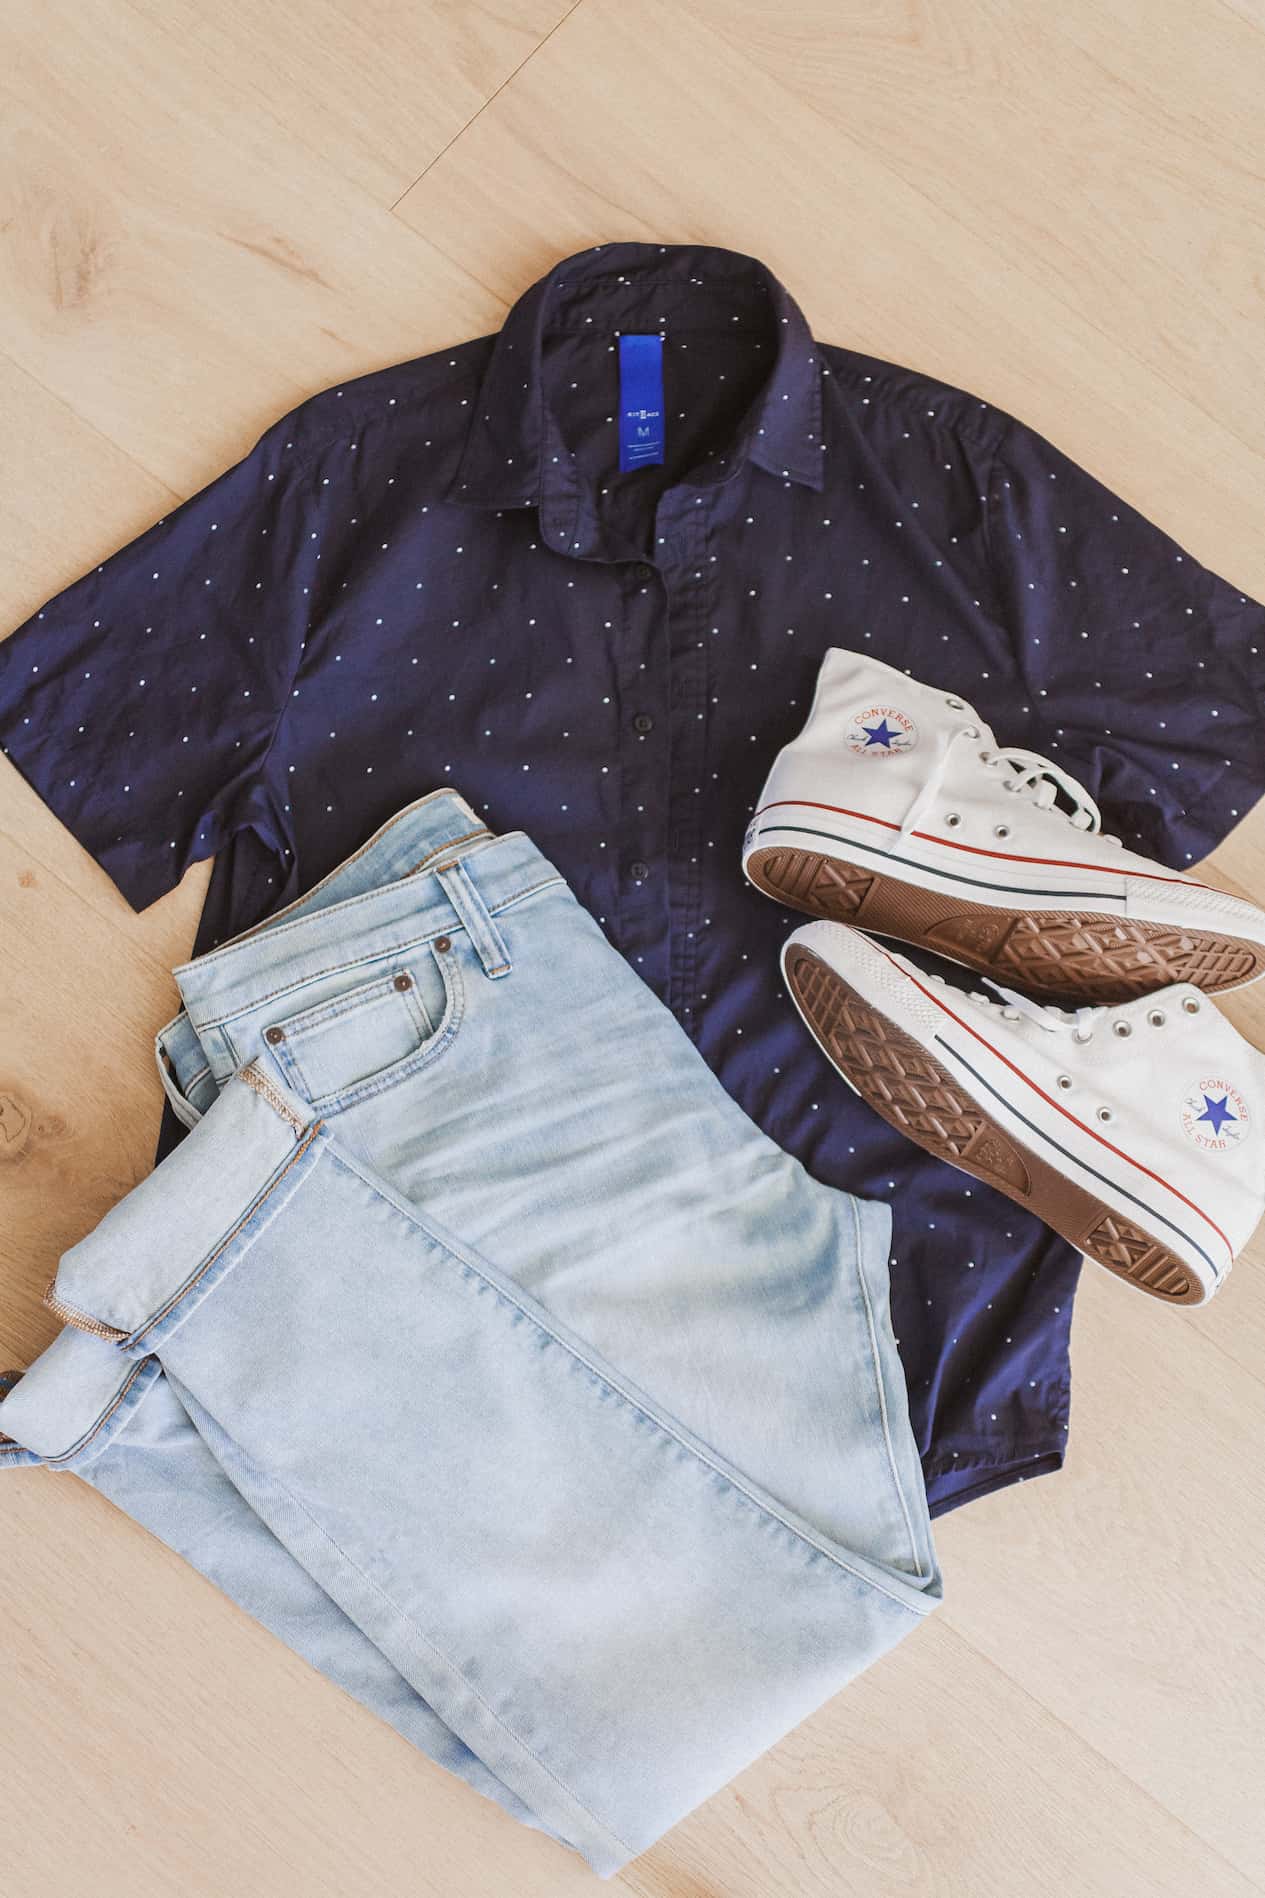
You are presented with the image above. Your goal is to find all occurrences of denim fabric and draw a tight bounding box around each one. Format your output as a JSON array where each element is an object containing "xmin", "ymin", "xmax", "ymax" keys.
[{"xmin": 0, "ymin": 789, "xmax": 941, "ymax": 1873}]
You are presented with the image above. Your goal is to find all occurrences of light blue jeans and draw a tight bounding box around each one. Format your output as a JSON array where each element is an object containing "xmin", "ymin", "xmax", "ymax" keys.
[{"xmin": 0, "ymin": 789, "xmax": 941, "ymax": 1874}]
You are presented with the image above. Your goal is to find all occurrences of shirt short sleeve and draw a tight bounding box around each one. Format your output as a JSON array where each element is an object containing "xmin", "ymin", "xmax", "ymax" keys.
[
  {"xmin": 985, "ymin": 416, "xmax": 1265, "ymax": 870},
  {"xmin": 0, "ymin": 419, "xmax": 323, "ymax": 911}
]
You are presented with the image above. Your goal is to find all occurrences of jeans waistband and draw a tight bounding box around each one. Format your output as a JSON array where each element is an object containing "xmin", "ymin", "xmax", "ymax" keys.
[{"xmin": 160, "ymin": 789, "xmax": 561, "ymax": 1053}]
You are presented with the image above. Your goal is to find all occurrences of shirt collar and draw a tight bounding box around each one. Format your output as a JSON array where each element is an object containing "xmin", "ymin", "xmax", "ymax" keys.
[{"xmin": 445, "ymin": 241, "xmax": 826, "ymax": 538}]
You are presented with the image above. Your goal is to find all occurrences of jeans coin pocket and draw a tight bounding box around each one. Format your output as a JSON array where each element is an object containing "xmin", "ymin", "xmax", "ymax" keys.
[{"xmin": 263, "ymin": 942, "xmax": 456, "ymax": 1108}]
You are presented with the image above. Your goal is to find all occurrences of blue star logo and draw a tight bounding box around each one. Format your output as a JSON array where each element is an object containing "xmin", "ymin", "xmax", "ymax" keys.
[
  {"xmin": 1197, "ymin": 1093, "xmax": 1238, "ymax": 1137},
  {"xmin": 862, "ymin": 718, "xmax": 901, "ymax": 748}
]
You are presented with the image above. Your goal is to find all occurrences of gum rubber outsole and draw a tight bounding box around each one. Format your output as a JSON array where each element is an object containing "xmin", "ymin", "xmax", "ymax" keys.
[
  {"xmin": 748, "ymin": 844, "xmax": 1265, "ymax": 1004},
  {"xmin": 783, "ymin": 944, "xmax": 1203, "ymax": 1304}
]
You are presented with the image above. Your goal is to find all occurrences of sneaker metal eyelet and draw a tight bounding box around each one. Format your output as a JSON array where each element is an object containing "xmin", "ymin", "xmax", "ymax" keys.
[
  {"xmin": 962, "ymin": 725, "xmax": 980, "ymax": 739},
  {"xmin": 1147, "ymin": 1008, "xmax": 1167, "ymax": 1027},
  {"xmin": 1182, "ymin": 996, "xmax": 1201, "ymax": 1014},
  {"xmin": 1056, "ymin": 1074, "xmax": 1073, "ymax": 1090},
  {"xmin": 994, "ymin": 823, "xmax": 1011, "ymax": 839},
  {"xmin": 1096, "ymin": 1106, "xmax": 1115, "ymax": 1123},
  {"xmin": 943, "ymin": 812, "xmax": 962, "ymax": 827},
  {"xmin": 946, "ymin": 695, "xmax": 967, "ymax": 709},
  {"xmin": 1112, "ymin": 1020, "xmax": 1132, "ymax": 1037}
]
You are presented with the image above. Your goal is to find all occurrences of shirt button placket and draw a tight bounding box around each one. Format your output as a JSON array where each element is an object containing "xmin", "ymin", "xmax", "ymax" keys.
[
  {"xmin": 659, "ymin": 499, "xmax": 709, "ymax": 1026},
  {"xmin": 615, "ymin": 553, "xmax": 666, "ymax": 990}
]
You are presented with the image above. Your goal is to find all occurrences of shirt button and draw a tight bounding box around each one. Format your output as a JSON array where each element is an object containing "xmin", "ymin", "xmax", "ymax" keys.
[
  {"xmin": 634, "ymin": 563, "xmax": 654, "ymax": 581},
  {"xmin": 633, "ymin": 712, "xmax": 654, "ymax": 735},
  {"xmin": 630, "ymin": 860, "xmax": 651, "ymax": 882}
]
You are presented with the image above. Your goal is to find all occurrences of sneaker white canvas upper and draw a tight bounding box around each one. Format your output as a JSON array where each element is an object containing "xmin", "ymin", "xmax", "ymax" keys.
[
  {"xmin": 782, "ymin": 919, "xmax": 1265, "ymax": 1305},
  {"xmin": 744, "ymin": 649, "xmax": 1265, "ymax": 999}
]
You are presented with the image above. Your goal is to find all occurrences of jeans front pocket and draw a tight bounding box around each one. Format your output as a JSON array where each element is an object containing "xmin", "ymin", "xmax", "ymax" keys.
[{"xmin": 263, "ymin": 938, "xmax": 462, "ymax": 1111}]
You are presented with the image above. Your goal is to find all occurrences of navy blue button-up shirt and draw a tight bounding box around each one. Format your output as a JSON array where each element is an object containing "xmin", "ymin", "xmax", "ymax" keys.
[{"xmin": 5, "ymin": 241, "xmax": 1264, "ymax": 1514}]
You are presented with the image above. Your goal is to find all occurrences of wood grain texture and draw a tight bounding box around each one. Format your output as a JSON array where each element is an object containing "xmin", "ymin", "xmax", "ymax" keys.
[{"xmin": 2, "ymin": 3, "xmax": 1264, "ymax": 1893}]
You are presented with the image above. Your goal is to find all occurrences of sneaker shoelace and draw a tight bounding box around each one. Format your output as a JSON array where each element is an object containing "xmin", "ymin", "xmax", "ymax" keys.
[
  {"xmin": 924, "ymin": 965, "xmax": 1105, "ymax": 1041},
  {"xmin": 898, "ymin": 721, "xmax": 1123, "ymax": 845},
  {"xmin": 979, "ymin": 977, "xmax": 1102, "ymax": 1042}
]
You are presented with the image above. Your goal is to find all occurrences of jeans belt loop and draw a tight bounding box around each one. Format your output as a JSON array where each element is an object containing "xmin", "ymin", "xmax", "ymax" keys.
[{"xmin": 434, "ymin": 859, "xmax": 512, "ymax": 979}]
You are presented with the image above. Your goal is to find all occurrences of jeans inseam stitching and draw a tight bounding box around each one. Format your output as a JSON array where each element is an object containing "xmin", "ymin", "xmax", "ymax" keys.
[
  {"xmin": 190, "ymin": 876, "xmax": 563, "ymax": 1034},
  {"xmin": 237, "ymin": 1062, "xmax": 309, "ymax": 1132},
  {"xmin": 41, "ymin": 1357, "xmax": 156, "ymax": 1466},
  {"xmin": 321, "ymin": 1144, "xmax": 929, "ymax": 1620},
  {"xmin": 847, "ymin": 1194, "xmax": 927, "ymax": 1582},
  {"xmin": 217, "ymin": 1448, "xmax": 636, "ymax": 1860},
  {"xmin": 127, "ymin": 1122, "xmax": 325, "ymax": 1346}
]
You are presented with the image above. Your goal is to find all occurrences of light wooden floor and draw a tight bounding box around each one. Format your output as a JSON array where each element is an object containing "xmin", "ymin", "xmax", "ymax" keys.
[{"xmin": 2, "ymin": 3, "xmax": 1264, "ymax": 1893}]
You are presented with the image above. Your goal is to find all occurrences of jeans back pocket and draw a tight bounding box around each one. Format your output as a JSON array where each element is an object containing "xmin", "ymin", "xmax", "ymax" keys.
[{"xmin": 263, "ymin": 941, "xmax": 459, "ymax": 1109}]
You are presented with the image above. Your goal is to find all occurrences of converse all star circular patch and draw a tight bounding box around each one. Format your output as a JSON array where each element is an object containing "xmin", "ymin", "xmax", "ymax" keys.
[
  {"xmin": 1179, "ymin": 1077, "xmax": 1251, "ymax": 1153},
  {"xmin": 844, "ymin": 704, "xmax": 918, "ymax": 756}
]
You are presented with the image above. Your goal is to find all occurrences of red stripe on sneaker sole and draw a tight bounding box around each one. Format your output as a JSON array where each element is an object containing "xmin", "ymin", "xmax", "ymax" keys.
[
  {"xmin": 754, "ymin": 797, "xmax": 1214, "ymax": 891},
  {"xmin": 863, "ymin": 940, "xmax": 1233, "ymax": 1265}
]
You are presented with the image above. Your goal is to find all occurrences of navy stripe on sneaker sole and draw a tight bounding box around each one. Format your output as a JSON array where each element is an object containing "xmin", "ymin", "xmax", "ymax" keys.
[
  {"xmin": 932, "ymin": 1037, "xmax": 1220, "ymax": 1285},
  {"xmin": 749, "ymin": 819, "xmax": 1119, "ymax": 901},
  {"xmin": 782, "ymin": 944, "xmax": 1208, "ymax": 1303}
]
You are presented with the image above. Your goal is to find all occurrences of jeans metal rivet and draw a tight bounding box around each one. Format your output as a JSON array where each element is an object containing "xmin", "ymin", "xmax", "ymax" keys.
[
  {"xmin": 434, "ymin": 935, "xmax": 452, "ymax": 953},
  {"xmin": 264, "ymin": 1025, "xmax": 285, "ymax": 1045},
  {"xmin": 393, "ymin": 972, "xmax": 413, "ymax": 991}
]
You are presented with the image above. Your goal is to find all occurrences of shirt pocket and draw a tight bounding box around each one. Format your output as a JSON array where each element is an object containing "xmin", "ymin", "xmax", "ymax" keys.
[{"xmin": 262, "ymin": 941, "xmax": 461, "ymax": 1111}]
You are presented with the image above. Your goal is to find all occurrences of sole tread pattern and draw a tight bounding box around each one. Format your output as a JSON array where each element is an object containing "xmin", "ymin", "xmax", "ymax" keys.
[
  {"xmin": 783, "ymin": 944, "xmax": 1199, "ymax": 1303},
  {"xmin": 748, "ymin": 844, "xmax": 1264, "ymax": 1002}
]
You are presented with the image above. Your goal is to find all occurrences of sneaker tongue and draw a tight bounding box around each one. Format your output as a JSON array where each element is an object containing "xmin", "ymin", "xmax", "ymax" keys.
[{"xmin": 984, "ymin": 743, "xmax": 1106, "ymax": 838}]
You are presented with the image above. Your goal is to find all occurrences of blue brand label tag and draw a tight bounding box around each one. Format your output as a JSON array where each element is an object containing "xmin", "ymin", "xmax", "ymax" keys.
[{"xmin": 618, "ymin": 333, "xmax": 665, "ymax": 472}]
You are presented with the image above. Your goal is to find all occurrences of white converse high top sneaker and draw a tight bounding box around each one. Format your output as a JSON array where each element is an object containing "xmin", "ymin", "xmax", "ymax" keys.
[
  {"xmin": 744, "ymin": 649, "xmax": 1265, "ymax": 1003},
  {"xmin": 781, "ymin": 919, "xmax": 1265, "ymax": 1305}
]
